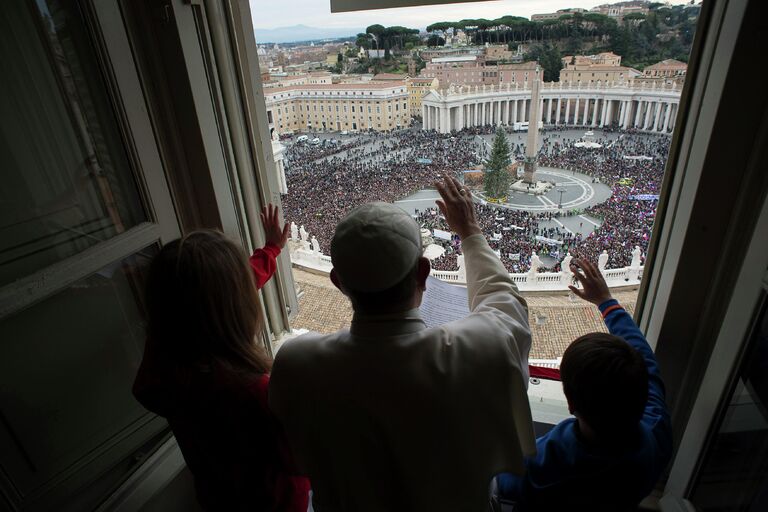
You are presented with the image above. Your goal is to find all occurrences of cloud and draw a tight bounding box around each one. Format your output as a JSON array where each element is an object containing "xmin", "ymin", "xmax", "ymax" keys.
[{"xmin": 252, "ymin": 0, "xmax": 595, "ymax": 31}]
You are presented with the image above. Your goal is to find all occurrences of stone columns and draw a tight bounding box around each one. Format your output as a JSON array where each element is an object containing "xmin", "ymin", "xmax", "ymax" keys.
[
  {"xmin": 457, "ymin": 105, "xmax": 464, "ymax": 130},
  {"xmin": 662, "ymin": 103, "xmax": 672, "ymax": 133},
  {"xmin": 496, "ymin": 100, "xmax": 502, "ymax": 125},
  {"xmin": 653, "ymin": 102, "xmax": 662, "ymax": 132},
  {"xmin": 503, "ymin": 100, "xmax": 509, "ymax": 124},
  {"xmin": 574, "ymin": 98, "xmax": 580, "ymax": 125},
  {"xmin": 643, "ymin": 102, "xmax": 652, "ymax": 130},
  {"xmin": 584, "ymin": 99, "xmax": 590, "ymax": 127},
  {"xmin": 556, "ymin": 98, "xmax": 562, "ymax": 125},
  {"xmin": 634, "ymin": 100, "xmax": 643, "ymax": 128},
  {"xmin": 511, "ymin": 100, "xmax": 518, "ymax": 124},
  {"xmin": 618, "ymin": 101, "xmax": 626, "ymax": 128},
  {"xmin": 538, "ymin": 99, "xmax": 544, "ymax": 127},
  {"xmin": 624, "ymin": 101, "xmax": 632, "ymax": 129},
  {"xmin": 521, "ymin": 99, "xmax": 528, "ymax": 123},
  {"xmin": 547, "ymin": 98, "xmax": 553, "ymax": 124},
  {"xmin": 473, "ymin": 103, "xmax": 478, "ymax": 126},
  {"xmin": 440, "ymin": 107, "xmax": 449, "ymax": 133},
  {"xmin": 565, "ymin": 99, "xmax": 571, "ymax": 125}
]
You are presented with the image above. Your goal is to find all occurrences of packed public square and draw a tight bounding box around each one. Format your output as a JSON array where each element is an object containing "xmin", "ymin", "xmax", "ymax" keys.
[{"xmin": 281, "ymin": 125, "xmax": 670, "ymax": 274}]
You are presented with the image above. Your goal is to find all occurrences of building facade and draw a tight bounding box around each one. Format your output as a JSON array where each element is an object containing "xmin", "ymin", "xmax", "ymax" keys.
[
  {"xmin": 643, "ymin": 59, "xmax": 688, "ymax": 80},
  {"xmin": 407, "ymin": 76, "xmax": 439, "ymax": 118},
  {"xmin": 421, "ymin": 59, "xmax": 539, "ymax": 87},
  {"xmin": 422, "ymin": 81, "xmax": 682, "ymax": 134},
  {"xmin": 564, "ymin": 52, "xmax": 622, "ymax": 67},
  {"xmin": 265, "ymin": 82, "xmax": 410, "ymax": 134},
  {"xmin": 485, "ymin": 44, "xmax": 514, "ymax": 63},
  {"xmin": 497, "ymin": 62, "xmax": 539, "ymax": 84},
  {"xmin": 590, "ymin": 1, "xmax": 649, "ymax": 21},
  {"xmin": 531, "ymin": 7, "xmax": 586, "ymax": 21},
  {"xmin": 559, "ymin": 64, "xmax": 641, "ymax": 84}
]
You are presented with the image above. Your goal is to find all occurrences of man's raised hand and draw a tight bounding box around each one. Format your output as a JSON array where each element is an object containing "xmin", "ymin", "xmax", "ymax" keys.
[
  {"xmin": 434, "ymin": 176, "xmax": 482, "ymax": 240},
  {"xmin": 568, "ymin": 258, "xmax": 612, "ymax": 306}
]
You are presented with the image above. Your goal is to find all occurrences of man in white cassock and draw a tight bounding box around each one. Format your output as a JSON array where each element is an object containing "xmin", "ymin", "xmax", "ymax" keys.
[{"xmin": 270, "ymin": 177, "xmax": 535, "ymax": 512}]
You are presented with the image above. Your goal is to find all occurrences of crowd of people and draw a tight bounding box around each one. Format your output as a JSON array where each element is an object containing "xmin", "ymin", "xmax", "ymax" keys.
[{"xmin": 281, "ymin": 126, "xmax": 670, "ymax": 274}]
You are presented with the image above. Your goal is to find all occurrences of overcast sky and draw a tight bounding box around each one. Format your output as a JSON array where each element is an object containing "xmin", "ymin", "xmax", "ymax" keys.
[{"xmin": 250, "ymin": 0, "xmax": 688, "ymax": 30}]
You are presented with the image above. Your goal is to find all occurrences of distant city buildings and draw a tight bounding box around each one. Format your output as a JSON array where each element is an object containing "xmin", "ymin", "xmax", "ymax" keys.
[
  {"xmin": 560, "ymin": 64, "xmax": 641, "ymax": 84},
  {"xmin": 642, "ymin": 59, "xmax": 688, "ymax": 79},
  {"xmin": 532, "ymin": 1, "xmax": 649, "ymax": 23},
  {"xmin": 406, "ymin": 76, "xmax": 439, "ymax": 118},
  {"xmin": 265, "ymin": 81, "xmax": 409, "ymax": 134},
  {"xmin": 559, "ymin": 53, "xmax": 639, "ymax": 84},
  {"xmin": 590, "ymin": 1, "xmax": 650, "ymax": 21},
  {"xmin": 531, "ymin": 8, "xmax": 586, "ymax": 22},
  {"xmin": 484, "ymin": 44, "xmax": 514, "ymax": 63},
  {"xmin": 563, "ymin": 52, "xmax": 623, "ymax": 67},
  {"xmin": 256, "ymin": 9, "xmax": 687, "ymax": 135}
]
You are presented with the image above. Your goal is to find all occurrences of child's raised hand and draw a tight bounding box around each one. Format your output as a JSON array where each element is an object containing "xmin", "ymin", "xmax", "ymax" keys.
[
  {"xmin": 261, "ymin": 203, "xmax": 290, "ymax": 249},
  {"xmin": 569, "ymin": 258, "xmax": 612, "ymax": 306}
]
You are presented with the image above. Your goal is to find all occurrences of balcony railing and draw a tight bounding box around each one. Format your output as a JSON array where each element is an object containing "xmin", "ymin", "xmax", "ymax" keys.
[{"xmin": 289, "ymin": 242, "xmax": 643, "ymax": 292}]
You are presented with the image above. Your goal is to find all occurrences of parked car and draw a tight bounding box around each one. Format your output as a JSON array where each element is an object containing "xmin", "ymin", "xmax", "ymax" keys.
[
  {"xmin": 340, "ymin": 130, "xmax": 349, "ymax": 135},
  {"xmin": 310, "ymin": 137, "xmax": 321, "ymax": 145},
  {"xmin": 296, "ymin": 135, "xmax": 308, "ymax": 143}
]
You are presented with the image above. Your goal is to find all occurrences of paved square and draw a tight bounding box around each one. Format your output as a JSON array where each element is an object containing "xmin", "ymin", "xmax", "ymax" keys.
[{"xmin": 291, "ymin": 269, "xmax": 638, "ymax": 360}]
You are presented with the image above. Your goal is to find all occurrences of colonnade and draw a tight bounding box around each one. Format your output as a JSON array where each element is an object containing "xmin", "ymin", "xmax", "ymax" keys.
[{"xmin": 422, "ymin": 88, "xmax": 680, "ymax": 134}]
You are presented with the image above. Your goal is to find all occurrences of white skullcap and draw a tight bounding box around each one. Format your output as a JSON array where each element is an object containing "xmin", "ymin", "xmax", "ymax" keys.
[{"xmin": 331, "ymin": 202, "xmax": 422, "ymax": 293}]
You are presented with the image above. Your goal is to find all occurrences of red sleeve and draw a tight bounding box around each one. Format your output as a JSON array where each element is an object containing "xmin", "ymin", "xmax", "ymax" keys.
[{"xmin": 249, "ymin": 243, "xmax": 281, "ymax": 289}]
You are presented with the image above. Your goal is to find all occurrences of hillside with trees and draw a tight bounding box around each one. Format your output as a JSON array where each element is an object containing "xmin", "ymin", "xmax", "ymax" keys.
[
  {"xmin": 425, "ymin": 3, "xmax": 699, "ymax": 71},
  {"xmin": 345, "ymin": 3, "xmax": 698, "ymax": 78}
]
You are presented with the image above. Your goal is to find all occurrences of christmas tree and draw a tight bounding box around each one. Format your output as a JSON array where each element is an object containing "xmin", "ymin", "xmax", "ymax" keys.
[{"xmin": 484, "ymin": 127, "xmax": 512, "ymax": 199}]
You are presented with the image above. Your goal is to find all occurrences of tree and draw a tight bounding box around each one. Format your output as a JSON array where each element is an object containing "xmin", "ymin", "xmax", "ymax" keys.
[
  {"xmin": 525, "ymin": 42, "xmax": 563, "ymax": 82},
  {"xmin": 366, "ymin": 24, "xmax": 385, "ymax": 50},
  {"xmin": 427, "ymin": 34, "xmax": 445, "ymax": 47},
  {"xmin": 484, "ymin": 128, "xmax": 513, "ymax": 199},
  {"xmin": 355, "ymin": 33, "xmax": 372, "ymax": 49}
]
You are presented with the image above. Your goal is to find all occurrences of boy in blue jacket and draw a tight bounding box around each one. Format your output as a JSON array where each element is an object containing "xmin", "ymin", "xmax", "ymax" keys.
[{"xmin": 496, "ymin": 258, "xmax": 672, "ymax": 511}]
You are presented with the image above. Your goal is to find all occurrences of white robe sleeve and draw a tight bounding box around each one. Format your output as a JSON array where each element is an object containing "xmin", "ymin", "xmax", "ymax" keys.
[{"xmin": 460, "ymin": 233, "xmax": 532, "ymax": 384}]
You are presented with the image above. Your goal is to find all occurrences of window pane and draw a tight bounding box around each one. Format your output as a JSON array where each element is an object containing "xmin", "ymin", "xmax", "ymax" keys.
[
  {"xmin": 0, "ymin": 245, "xmax": 161, "ymax": 496},
  {"xmin": 689, "ymin": 297, "xmax": 768, "ymax": 511},
  {"xmin": 0, "ymin": 0, "xmax": 146, "ymax": 287}
]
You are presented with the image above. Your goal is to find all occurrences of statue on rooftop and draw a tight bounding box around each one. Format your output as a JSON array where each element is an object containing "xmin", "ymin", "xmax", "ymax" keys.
[
  {"xmin": 598, "ymin": 250, "xmax": 609, "ymax": 271},
  {"xmin": 291, "ymin": 221, "xmax": 298, "ymax": 241},
  {"xmin": 560, "ymin": 252, "xmax": 573, "ymax": 285},
  {"xmin": 630, "ymin": 246, "xmax": 642, "ymax": 268},
  {"xmin": 530, "ymin": 251, "xmax": 542, "ymax": 274},
  {"xmin": 300, "ymin": 225, "xmax": 308, "ymax": 243},
  {"xmin": 311, "ymin": 236, "xmax": 320, "ymax": 254}
]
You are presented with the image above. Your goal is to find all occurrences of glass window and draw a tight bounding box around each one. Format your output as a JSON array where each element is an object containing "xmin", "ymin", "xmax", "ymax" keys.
[
  {"xmin": 0, "ymin": 245, "xmax": 161, "ymax": 496},
  {"xmin": 0, "ymin": 0, "xmax": 146, "ymax": 287},
  {"xmin": 689, "ymin": 297, "xmax": 768, "ymax": 511}
]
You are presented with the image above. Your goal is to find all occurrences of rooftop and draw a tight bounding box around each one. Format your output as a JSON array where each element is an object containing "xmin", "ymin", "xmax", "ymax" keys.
[
  {"xmin": 291, "ymin": 269, "xmax": 639, "ymax": 360},
  {"xmin": 645, "ymin": 59, "xmax": 688, "ymax": 70},
  {"xmin": 264, "ymin": 81, "xmax": 407, "ymax": 95},
  {"xmin": 373, "ymin": 73, "xmax": 408, "ymax": 81},
  {"xmin": 432, "ymin": 55, "xmax": 478, "ymax": 63}
]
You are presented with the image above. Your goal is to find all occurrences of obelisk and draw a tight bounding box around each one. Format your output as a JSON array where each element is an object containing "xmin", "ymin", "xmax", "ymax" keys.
[{"xmin": 523, "ymin": 66, "xmax": 542, "ymax": 184}]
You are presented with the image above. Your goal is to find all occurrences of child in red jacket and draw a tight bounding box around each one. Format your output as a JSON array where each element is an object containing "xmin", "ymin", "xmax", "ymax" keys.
[{"xmin": 133, "ymin": 204, "xmax": 309, "ymax": 512}]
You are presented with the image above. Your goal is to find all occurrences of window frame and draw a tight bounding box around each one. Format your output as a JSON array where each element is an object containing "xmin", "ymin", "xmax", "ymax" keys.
[{"xmin": 0, "ymin": 0, "xmax": 180, "ymax": 509}]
